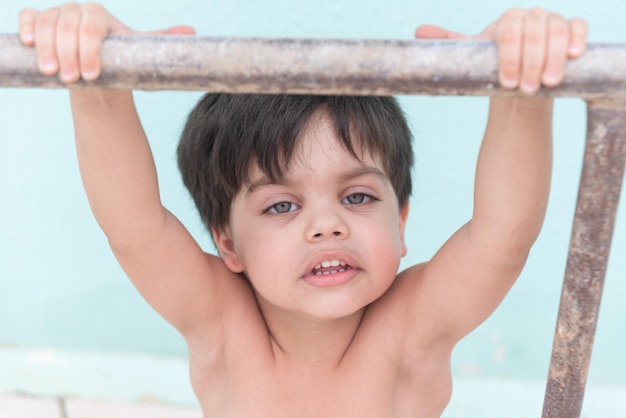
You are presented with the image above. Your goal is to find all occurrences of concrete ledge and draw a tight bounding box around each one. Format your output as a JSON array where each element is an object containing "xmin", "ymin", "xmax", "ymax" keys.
[
  {"xmin": 0, "ymin": 347, "xmax": 196, "ymax": 405},
  {"xmin": 65, "ymin": 399, "xmax": 201, "ymax": 418},
  {"xmin": 1, "ymin": 347, "xmax": 624, "ymax": 417},
  {"xmin": 444, "ymin": 378, "xmax": 626, "ymax": 418},
  {"xmin": 0, "ymin": 394, "xmax": 62, "ymax": 418}
]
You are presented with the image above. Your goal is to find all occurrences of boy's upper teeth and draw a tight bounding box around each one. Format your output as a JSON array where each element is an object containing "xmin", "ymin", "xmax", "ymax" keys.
[{"xmin": 316, "ymin": 260, "xmax": 346, "ymax": 269}]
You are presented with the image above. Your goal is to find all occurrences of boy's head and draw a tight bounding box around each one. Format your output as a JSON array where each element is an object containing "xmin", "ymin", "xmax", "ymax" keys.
[{"xmin": 177, "ymin": 94, "xmax": 413, "ymax": 239}]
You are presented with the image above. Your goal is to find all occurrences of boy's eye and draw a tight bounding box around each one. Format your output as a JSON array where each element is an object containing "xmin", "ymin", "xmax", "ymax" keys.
[
  {"xmin": 268, "ymin": 201, "xmax": 298, "ymax": 214},
  {"xmin": 343, "ymin": 193, "xmax": 370, "ymax": 205}
]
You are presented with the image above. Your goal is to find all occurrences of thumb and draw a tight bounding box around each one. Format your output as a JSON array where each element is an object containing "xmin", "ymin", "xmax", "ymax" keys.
[
  {"xmin": 148, "ymin": 25, "xmax": 196, "ymax": 36},
  {"xmin": 414, "ymin": 25, "xmax": 468, "ymax": 40}
]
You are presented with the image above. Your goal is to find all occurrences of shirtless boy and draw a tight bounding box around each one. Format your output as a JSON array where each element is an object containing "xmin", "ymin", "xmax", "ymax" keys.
[{"xmin": 18, "ymin": 4, "xmax": 587, "ymax": 417}]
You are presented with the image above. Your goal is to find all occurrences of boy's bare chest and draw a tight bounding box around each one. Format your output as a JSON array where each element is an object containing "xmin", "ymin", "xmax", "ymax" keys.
[{"xmin": 188, "ymin": 346, "xmax": 452, "ymax": 418}]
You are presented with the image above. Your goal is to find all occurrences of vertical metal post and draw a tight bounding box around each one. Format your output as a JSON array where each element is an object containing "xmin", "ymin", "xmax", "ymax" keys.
[{"xmin": 542, "ymin": 101, "xmax": 626, "ymax": 418}]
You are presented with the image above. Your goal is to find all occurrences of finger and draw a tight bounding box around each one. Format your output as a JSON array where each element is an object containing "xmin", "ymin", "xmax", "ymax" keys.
[
  {"xmin": 519, "ymin": 9, "xmax": 549, "ymax": 94},
  {"xmin": 568, "ymin": 18, "xmax": 588, "ymax": 57},
  {"xmin": 78, "ymin": 3, "xmax": 112, "ymax": 81},
  {"xmin": 495, "ymin": 10, "xmax": 524, "ymax": 89},
  {"xmin": 148, "ymin": 25, "xmax": 197, "ymax": 36},
  {"xmin": 542, "ymin": 15, "xmax": 570, "ymax": 87},
  {"xmin": 34, "ymin": 7, "xmax": 61, "ymax": 75},
  {"xmin": 18, "ymin": 8, "xmax": 39, "ymax": 45},
  {"xmin": 414, "ymin": 24, "xmax": 467, "ymax": 39},
  {"xmin": 55, "ymin": 4, "xmax": 82, "ymax": 83}
]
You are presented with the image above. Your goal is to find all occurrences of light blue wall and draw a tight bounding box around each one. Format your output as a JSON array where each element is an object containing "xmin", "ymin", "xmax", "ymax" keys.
[{"xmin": 1, "ymin": 0, "xmax": 625, "ymax": 409}]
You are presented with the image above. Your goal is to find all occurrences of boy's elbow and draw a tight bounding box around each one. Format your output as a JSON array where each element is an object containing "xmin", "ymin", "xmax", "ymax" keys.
[
  {"xmin": 104, "ymin": 207, "xmax": 170, "ymax": 254},
  {"xmin": 501, "ymin": 240, "xmax": 533, "ymax": 268},
  {"xmin": 468, "ymin": 220, "xmax": 540, "ymax": 268}
]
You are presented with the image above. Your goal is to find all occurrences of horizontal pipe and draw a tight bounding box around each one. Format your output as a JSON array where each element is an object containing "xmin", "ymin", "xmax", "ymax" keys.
[{"xmin": 1, "ymin": 33, "xmax": 626, "ymax": 97}]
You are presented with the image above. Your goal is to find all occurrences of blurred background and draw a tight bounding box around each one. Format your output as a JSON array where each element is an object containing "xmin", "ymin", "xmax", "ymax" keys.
[{"xmin": 1, "ymin": 0, "xmax": 625, "ymax": 416}]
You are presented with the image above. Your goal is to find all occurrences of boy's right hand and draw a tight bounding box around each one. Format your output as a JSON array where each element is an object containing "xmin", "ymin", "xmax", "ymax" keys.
[
  {"xmin": 415, "ymin": 9, "xmax": 587, "ymax": 95},
  {"xmin": 19, "ymin": 3, "xmax": 195, "ymax": 83}
]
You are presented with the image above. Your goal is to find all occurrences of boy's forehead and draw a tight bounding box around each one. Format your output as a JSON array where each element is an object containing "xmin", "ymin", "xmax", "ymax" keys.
[
  {"xmin": 244, "ymin": 151, "xmax": 387, "ymax": 192},
  {"xmin": 297, "ymin": 111, "xmax": 380, "ymax": 166},
  {"xmin": 243, "ymin": 110, "xmax": 387, "ymax": 190}
]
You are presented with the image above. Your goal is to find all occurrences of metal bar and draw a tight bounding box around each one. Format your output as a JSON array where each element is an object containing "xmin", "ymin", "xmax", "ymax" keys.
[
  {"xmin": 542, "ymin": 100, "xmax": 626, "ymax": 418},
  {"xmin": 1, "ymin": 33, "xmax": 626, "ymax": 97}
]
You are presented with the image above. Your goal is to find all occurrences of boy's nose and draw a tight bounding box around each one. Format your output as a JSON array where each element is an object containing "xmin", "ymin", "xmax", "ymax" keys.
[
  {"xmin": 305, "ymin": 210, "xmax": 349, "ymax": 241},
  {"xmin": 312, "ymin": 230, "xmax": 343, "ymax": 239}
]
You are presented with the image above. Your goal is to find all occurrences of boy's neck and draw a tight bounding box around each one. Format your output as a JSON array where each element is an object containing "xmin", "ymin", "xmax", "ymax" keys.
[{"xmin": 256, "ymin": 295, "xmax": 367, "ymax": 370}]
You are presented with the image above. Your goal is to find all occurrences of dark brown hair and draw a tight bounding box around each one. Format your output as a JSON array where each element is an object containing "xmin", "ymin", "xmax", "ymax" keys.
[{"xmin": 177, "ymin": 94, "xmax": 413, "ymax": 235}]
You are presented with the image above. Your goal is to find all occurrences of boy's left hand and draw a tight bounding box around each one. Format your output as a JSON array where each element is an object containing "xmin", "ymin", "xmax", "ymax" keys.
[
  {"xmin": 18, "ymin": 3, "xmax": 195, "ymax": 83},
  {"xmin": 415, "ymin": 8, "xmax": 588, "ymax": 94}
]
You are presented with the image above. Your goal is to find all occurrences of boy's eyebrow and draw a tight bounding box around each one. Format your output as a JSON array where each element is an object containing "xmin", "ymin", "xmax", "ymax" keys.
[
  {"xmin": 245, "ymin": 177, "xmax": 284, "ymax": 195},
  {"xmin": 338, "ymin": 165, "xmax": 388, "ymax": 183},
  {"xmin": 246, "ymin": 165, "xmax": 388, "ymax": 196}
]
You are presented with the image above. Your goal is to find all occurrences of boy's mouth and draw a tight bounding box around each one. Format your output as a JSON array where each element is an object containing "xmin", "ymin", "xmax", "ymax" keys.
[{"xmin": 311, "ymin": 260, "xmax": 352, "ymax": 276}]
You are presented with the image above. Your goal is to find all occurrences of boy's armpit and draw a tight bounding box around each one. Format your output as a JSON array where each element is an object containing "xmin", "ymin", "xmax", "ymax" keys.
[{"xmin": 109, "ymin": 212, "xmax": 249, "ymax": 340}]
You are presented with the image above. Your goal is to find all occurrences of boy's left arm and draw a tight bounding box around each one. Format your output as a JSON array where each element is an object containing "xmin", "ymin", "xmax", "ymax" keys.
[{"xmin": 401, "ymin": 10, "xmax": 588, "ymax": 344}]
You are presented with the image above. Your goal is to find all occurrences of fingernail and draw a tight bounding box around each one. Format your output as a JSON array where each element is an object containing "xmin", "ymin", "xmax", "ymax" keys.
[
  {"xmin": 21, "ymin": 31, "xmax": 34, "ymax": 44},
  {"xmin": 61, "ymin": 68, "xmax": 77, "ymax": 82},
  {"xmin": 569, "ymin": 44, "xmax": 582, "ymax": 55},
  {"xmin": 521, "ymin": 81, "xmax": 538, "ymax": 94},
  {"xmin": 82, "ymin": 69, "xmax": 98, "ymax": 81},
  {"xmin": 542, "ymin": 71, "xmax": 560, "ymax": 86},
  {"xmin": 500, "ymin": 76, "xmax": 518, "ymax": 89},
  {"xmin": 40, "ymin": 59, "xmax": 57, "ymax": 74}
]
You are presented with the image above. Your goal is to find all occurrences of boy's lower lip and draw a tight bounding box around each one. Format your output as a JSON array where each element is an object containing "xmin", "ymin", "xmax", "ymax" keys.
[{"xmin": 302, "ymin": 268, "xmax": 358, "ymax": 288}]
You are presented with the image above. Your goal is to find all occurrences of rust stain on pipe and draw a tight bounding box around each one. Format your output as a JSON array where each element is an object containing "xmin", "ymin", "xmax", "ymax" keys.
[{"xmin": 542, "ymin": 101, "xmax": 626, "ymax": 418}]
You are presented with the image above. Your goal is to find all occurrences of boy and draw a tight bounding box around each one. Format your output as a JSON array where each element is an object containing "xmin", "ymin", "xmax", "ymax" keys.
[{"xmin": 18, "ymin": 4, "xmax": 587, "ymax": 417}]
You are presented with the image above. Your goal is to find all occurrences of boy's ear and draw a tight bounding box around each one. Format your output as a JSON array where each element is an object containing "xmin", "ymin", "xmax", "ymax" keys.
[
  {"xmin": 212, "ymin": 226, "xmax": 245, "ymax": 273},
  {"xmin": 399, "ymin": 203, "xmax": 410, "ymax": 257}
]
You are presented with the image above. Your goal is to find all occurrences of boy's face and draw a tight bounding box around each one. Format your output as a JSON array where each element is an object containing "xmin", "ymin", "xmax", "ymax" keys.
[{"xmin": 215, "ymin": 111, "xmax": 409, "ymax": 321}]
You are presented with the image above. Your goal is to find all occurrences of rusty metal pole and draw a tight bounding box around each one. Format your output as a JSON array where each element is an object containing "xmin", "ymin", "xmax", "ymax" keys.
[
  {"xmin": 542, "ymin": 101, "xmax": 626, "ymax": 418},
  {"xmin": 1, "ymin": 33, "xmax": 626, "ymax": 98}
]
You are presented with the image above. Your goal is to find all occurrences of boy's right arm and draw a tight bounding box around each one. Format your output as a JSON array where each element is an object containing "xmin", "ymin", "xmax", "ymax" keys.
[{"xmin": 19, "ymin": 4, "xmax": 241, "ymax": 339}]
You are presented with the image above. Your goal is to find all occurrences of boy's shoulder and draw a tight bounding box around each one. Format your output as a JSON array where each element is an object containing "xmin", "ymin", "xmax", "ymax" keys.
[{"xmin": 361, "ymin": 262, "xmax": 435, "ymax": 341}]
